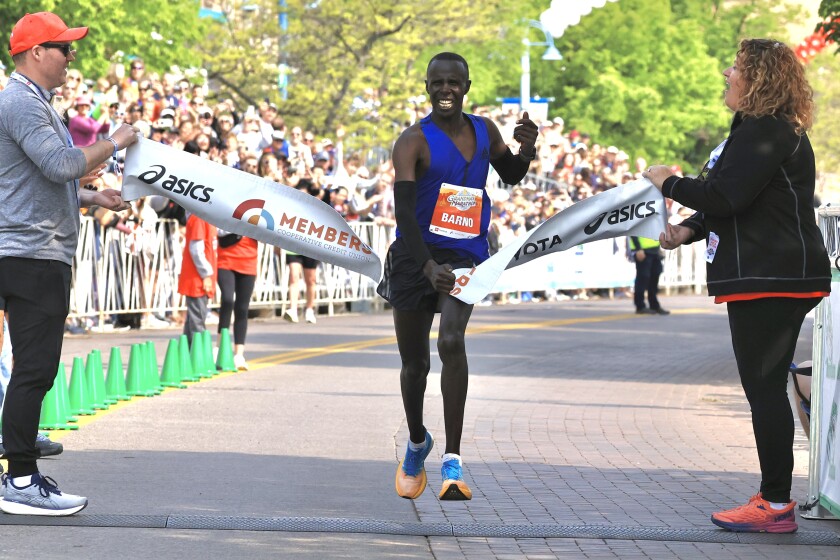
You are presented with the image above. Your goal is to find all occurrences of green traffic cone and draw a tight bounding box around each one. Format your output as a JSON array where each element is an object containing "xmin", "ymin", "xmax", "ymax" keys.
[
  {"xmin": 160, "ymin": 338, "xmax": 185, "ymax": 388},
  {"xmin": 39, "ymin": 363, "xmax": 77, "ymax": 430},
  {"xmin": 142, "ymin": 342, "xmax": 159, "ymax": 396},
  {"xmin": 191, "ymin": 330, "xmax": 212, "ymax": 379},
  {"xmin": 202, "ymin": 330, "xmax": 217, "ymax": 376},
  {"xmin": 216, "ymin": 327, "xmax": 236, "ymax": 372},
  {"xmin": 105, "ymin": 347, "xmax": 130, "ymax": 401},
  {"xmin": 91, "ymin": 348, "xmax": 116, "ymax": 405},
  {"xmin": 126, "ymin": 343, "xmax": 150, "ymax": 397},
  {"xmin": 179, "ymin": 334, "xmax": 198, "ymax": 382},
  {"xmin": 68, "ymin": 356, "xmax": 95, "ymax": 415},
  {"xmin": 85, "ymin": 351, "xmax": 109, "ymax": 410},
  {"xmin": 55, "ymin": 362, "xmax": 78, "ymax": 423},
  {"xmin": 144, "ymin": 341, "xmax": 163, "ymax": 394}
]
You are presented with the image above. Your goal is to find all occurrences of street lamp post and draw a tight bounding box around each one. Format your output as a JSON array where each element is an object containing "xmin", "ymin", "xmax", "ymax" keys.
[{"xmin": 520, "ymin": 19, "xmax": 562, "ymax": 114}]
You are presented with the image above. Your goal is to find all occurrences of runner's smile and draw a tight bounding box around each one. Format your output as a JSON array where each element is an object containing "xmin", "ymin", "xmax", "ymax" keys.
[{"xmin": 437, "ymin": 98, "xmax": 454, "ymax": 111}]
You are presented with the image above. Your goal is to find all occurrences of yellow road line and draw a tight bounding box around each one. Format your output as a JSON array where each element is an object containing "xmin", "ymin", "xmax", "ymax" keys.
[{"xmin": 40, "ymin": 307, "xmax": 708, "ymax": 443}]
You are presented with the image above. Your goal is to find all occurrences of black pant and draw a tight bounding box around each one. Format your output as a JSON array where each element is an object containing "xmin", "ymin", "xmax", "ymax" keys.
[
  {"xmin": 727, "ymin": 296, "xmax": 820, "ymax": 503},
  {"xmin": 0, "ymin": 257, "xmax": 71, "ymax": 477},
  {"xmin": 634, "ymin": 251, "xmax": 663, "ymax": 311},
  {"xmin": 217, "ymin": 269, "xmax": 256, "ymax": 345}
]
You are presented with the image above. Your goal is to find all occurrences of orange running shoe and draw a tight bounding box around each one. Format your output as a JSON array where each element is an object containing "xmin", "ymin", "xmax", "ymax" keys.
[
  {"xmin": 711, "ymin": 493, "xmax": 798, "ymax": 533},
  {"xmin": 395, "ymin": 432, "xmax": 433, "ymax": 499}
]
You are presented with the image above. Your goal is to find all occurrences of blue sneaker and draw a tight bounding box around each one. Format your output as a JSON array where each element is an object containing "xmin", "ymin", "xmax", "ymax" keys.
[
  {"xmin": 395, "ymin": 431, "xmax": 433, "ymax": 499},
  {"xmin": 439, "ymin": 453, "xmax": 472, "ymax": 500}
]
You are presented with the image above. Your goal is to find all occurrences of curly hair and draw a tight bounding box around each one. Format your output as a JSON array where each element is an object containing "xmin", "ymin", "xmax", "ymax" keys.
[{"xmin": 736, "ymin": 38, "xmax": 813, "ymax": 134}]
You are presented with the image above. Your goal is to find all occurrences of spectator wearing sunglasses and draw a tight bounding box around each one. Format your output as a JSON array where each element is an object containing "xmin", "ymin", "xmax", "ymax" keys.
[
  {"xmin": 122, "ymin": 57, "xmax": 146, "ymax": 99},
  {"xmin": 0, "ymin": 11, "xmax": 139, "ymax": 516}
]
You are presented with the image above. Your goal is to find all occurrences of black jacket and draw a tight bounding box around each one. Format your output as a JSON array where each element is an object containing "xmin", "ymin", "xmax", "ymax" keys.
[{"xmin": 662, "ymin": 113, "xmax": 830, "ymax": 297}]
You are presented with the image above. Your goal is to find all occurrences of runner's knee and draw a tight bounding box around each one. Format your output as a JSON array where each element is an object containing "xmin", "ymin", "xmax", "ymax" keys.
[
  {"xmin": 401, "ymin": 358, "xmax": 430, "ymax": 380},
  {"xmin": 437, "ymin": 334, "xmax": 466, "ymax": 361}
]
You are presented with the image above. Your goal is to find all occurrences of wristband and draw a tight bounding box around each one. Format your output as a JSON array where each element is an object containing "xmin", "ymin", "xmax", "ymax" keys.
[
  {"xmin": 518, "ymin": 146, "xmax": 536, "ymax": 161},
  {"xmin": 492, "ymin": 147, "xmax": 530, "ymax": 185},
  {"xmin": 106, "ymin": 137, "xmax": 119, "ymax": 159}
]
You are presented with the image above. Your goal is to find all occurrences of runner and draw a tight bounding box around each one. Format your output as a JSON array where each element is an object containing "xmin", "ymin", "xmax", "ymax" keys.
[{"xmin": 377, "ymin": 52, "xmax": 538, "ymax": 500}]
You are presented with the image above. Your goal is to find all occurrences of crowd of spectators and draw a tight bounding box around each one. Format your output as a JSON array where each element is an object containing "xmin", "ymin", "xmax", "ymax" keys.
[{"xmin": 0, "ymin": 56, "xmax": 693, "ymax": 320}]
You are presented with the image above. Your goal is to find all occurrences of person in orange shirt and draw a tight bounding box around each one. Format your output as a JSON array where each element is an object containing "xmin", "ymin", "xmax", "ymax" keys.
[
  {"xmin": 216, "ymin": 231, "xmax": 258, "ymax": 370},
  {"xmin": 178, "ymin": 213, "xmax": 217, "ymax": 345}
]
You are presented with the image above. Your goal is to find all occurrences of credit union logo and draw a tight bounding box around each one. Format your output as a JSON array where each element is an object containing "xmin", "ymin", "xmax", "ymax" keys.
[{"xmin": 233, "ymin": 199, "xmax": 275, "ymax": 230}]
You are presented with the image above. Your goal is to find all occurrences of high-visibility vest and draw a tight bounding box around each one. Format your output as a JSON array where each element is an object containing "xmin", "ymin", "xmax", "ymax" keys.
[{"xmin": 629, "ymin": 236, "xmax": 660, "ymax": 250}]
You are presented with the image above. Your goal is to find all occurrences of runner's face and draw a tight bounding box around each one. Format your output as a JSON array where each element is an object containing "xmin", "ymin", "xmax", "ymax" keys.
[{"xmin": 425, "ymin": 60, "xmax": 470, "ymax": 117}]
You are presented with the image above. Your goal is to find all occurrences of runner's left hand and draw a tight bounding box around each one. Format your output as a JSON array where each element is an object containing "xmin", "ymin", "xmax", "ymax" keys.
[{"xmin": 513, "ymin": 111, "xmax": 538, "ymax": 153}]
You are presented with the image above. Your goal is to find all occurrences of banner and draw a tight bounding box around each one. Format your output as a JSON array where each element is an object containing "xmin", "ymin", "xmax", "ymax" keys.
[
  {"xmin": 122, "ymin": 139, "xmax": 382, "ymax": 282},
  {"xmin": 450, "ymin": 180, "xmax": 667, "ymax": 304},
  {"xmin": 816, "ymin": 272, "xmax": 840, "ymax": 517},
  {"xmin": 492, "ymin": 238, "xmax": 636, "ymax": 293}
]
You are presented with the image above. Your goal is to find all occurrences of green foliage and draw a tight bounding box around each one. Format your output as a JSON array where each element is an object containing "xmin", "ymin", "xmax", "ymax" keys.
[
  {"xmin": 533, "ymin": 0, "xmax": 806, "ymax": 169},
  {"xmin": 198, "ymin": 0, "xmax": 286, "ymax": 108},
  {"xmin": 0, "ymin": 0, "xmax": 807, "ymax": 170},
  {"xmin": 276, "ymin": 0, "xmax": 511, "ymax": 154},
  {"xmin": 0, "ymin": 0, "xmax": 206, "ymax": 79},
  {"xmin": 548, "ymin": 0, "xmax": 728, "ymax": 168},
  {"xmin": 818, "ymin": 0, "xmax": 840, "ymax": 54},
  {"xmin": 672, "ymin": 0, "xmax": 806, "ymax": 67},
  {"xmin": 808, "ymin": 51, "xmax": 840, "ymax": 191}
]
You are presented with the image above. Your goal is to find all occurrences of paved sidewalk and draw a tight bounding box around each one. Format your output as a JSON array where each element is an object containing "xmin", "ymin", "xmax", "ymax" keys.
[{"xmin": 0, "ymin": 294, "xmax": 838, "ymax": 559}]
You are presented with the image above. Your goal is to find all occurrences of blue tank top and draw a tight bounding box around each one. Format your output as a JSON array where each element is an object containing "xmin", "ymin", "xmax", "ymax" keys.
[{"xmin": 396, "ymin": 114, "xmax": 492, "ymax": 264}]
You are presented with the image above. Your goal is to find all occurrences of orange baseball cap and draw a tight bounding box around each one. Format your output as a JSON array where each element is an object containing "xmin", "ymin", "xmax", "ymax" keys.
[{"xmin": 9, "ymin": 12, "xmax": 88, "ymax": 56}]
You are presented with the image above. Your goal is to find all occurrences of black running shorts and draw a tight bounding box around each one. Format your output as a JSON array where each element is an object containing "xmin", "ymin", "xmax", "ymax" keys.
[
  {"xmin": 376, "ymin": 237, "xmax": 475, "ymax": 312},
  {"xmin": 286, "ymin": 253, "xmax": 319, "ymax": 269}
]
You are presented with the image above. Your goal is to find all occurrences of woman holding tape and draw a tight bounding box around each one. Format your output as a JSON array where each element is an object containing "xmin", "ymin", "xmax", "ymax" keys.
[{"xmin": 644, "ymin": 39, "xmax": 830, "ymax": 533}]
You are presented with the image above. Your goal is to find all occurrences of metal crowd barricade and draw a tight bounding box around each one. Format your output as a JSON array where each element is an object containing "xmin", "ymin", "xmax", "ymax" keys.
[
  {"xmin": 661, "ymin": 242, "xmax": 706, "ymax": 294},
  {"xmin": 68, "ymin": 217, "xmax": 391, "ymax": 325},
  {"xmin": 68, "ymin": 217, "xmax": 702, "ymax": 323}
]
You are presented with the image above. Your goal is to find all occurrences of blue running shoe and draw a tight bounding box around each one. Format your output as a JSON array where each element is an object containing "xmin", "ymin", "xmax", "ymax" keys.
[
  {"xmin": 439, "ymin": 454, "xmax": 472, "ymax": 500},
  {"xmin": 395, "ymin": 431, "xmax": 433, "ymax": 499}
]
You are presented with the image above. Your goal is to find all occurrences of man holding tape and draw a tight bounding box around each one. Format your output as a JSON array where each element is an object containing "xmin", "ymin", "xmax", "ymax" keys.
[
  {"xmin": 0, "ymin": 12, "xmax": 138, "ymax": 516},
  {"xmin": 378, "ymin": 52, "xmax": 537, "ymax": 500}
]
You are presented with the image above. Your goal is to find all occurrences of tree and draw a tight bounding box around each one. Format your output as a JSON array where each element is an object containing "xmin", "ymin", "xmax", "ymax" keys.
[
  {"xmin": 808, "ymin": 50, "xmax": 840, "ymax": 192},
  {"xmin": 0, "ymin": 0, "xmax": 207, "ymax": 79},
  {"xmin": 818, "ymin": 0, "xmax": 840, "ymax": 53},
  {"xmin": 279, "ymin": 0, "xmax": 515, "ymax": 150},
  {"xmin": 540, "ymin": 0, "xmax": 729, "ymax": 168},
  {"xmin": 524, "ymin": 0, "xmax": 808, "ymax": 169},
  {"xmin": 672, "ymin": 0, "xmax": 806, "ymax": 65},
  {"xmin": 197, "ymin": 0, "xmax": 286, "ymax": 110}
]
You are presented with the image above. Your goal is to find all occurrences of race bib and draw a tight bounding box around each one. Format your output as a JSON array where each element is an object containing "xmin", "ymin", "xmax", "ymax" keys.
[
  {"xmin": 429, "ymin": 183, "xmax": 482, "ymax": 239},
  {"xmin": 706, "ymin": 231, "xmax": 719, "ymax": 263}
]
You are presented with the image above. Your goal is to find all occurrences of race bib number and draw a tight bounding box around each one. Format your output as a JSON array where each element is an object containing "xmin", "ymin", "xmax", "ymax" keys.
[
  {"xmin": 429, "ymin": 183, "xmax": 482, "ymax": 239},
  {"xmin": 706, "ymin": 231, "xmax": 719, "ymax": 263}
]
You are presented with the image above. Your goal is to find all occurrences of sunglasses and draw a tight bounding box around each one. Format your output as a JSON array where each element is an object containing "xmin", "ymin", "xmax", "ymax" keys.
[{"xmin": 40, "ymin": 42, "xmax": 73, "ymax": 57}]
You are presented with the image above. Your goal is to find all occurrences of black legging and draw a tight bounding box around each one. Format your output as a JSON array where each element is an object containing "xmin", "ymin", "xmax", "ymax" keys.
[
  {"xmin": 217, "ymin": 268, "xmax": 256, "ymax": 345},
  {"xmin": 727, "ymin": 296, "xmax": 821, "ymax": 503},
  {"xmin": 394, "ymin": 296, "xmax": 473, "ymax": 455}
]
